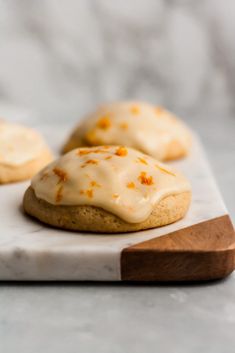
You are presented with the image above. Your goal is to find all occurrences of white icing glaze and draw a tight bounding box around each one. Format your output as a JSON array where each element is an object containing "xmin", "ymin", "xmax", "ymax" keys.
[
  {"xmin": 0, "ymin": 122, "xmax": 47, "ymax": 166},
  {"xmin": 32, "ymin": 146, "xmax": 191, "ymax": 223},
  {"xmin": 69, "ymin": 101, "xmax": 192, "ymax": 160}
]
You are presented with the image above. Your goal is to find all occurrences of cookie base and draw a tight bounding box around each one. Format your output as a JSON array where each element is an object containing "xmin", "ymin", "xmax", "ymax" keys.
[{"xmin": 23, "ymin": 187, "xmax": 191, "ymax": 233}]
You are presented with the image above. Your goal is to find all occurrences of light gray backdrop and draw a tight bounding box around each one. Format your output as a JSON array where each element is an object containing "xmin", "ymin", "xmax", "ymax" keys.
[{"xmin": 0, "ymin": 0, "xmax": 235, "ymax": 121}]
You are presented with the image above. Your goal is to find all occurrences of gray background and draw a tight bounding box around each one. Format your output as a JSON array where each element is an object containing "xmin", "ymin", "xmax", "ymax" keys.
[
  {"xmin": 0, "ymin": 0, "xmax": 235, "ymax": 121},
  {"xmin": 0, "ymin": 1, "xmax": 235, "ymax": 352}
]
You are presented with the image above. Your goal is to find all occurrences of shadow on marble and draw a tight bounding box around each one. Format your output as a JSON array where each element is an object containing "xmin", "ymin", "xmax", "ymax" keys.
[{"xmin": 0, "ymin": 276, "xmax": 231, "ymax": 288}]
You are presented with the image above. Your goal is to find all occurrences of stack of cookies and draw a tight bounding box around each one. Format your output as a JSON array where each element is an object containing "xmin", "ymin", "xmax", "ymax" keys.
[{"xmin": 1, "ymin": 101, "xmax": 192, "ymax": 234}]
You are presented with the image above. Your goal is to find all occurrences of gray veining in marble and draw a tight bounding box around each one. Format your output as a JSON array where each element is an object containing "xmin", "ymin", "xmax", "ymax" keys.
[{"xmin": 0, "ymin": 1, "xmax": 235, "ymax": 352}]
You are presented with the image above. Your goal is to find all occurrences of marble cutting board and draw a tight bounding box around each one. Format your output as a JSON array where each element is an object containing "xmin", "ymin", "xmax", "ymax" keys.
[{"xmin": 0, "ymin": 133, "xmax": 234, "ymax": 281}]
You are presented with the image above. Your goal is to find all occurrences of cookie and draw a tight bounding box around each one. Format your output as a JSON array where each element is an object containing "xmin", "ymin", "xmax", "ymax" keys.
[
  {"xmin": 62, "ymin": 101, "xmax": 192, "ymax": 161},
  {"xmin": 0, "ymin": 121, "xmax": 53, "ymax": 184},
  {"xmin": 24, "ymin": 146, "xmax": 191, "ymax": 233}
]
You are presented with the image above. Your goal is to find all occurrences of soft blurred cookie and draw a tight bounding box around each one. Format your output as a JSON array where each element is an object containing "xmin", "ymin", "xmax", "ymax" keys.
[
  {"xmin": 62, "ymin": 101, "xmax": 192, "ymax": 161},
  {"xmin": 0, "ymin": 121, "xmax": 53, "ymax": 184},
  {"xmin": 24, "ymin": 146, "xmax": 191, "ymax": 233}
]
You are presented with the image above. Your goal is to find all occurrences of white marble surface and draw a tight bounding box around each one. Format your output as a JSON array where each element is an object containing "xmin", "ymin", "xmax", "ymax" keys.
[{"xmin": 0, "ymin": 133, "xmax": 227, "ymax": 280}]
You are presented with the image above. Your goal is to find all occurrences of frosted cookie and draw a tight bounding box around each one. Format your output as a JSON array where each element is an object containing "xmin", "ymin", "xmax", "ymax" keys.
[
  {"xmin": 62, "ymin": 101, "xmax": 192, "ymax": 161},
  {"xmin": 0, "ymin": 121, "xmax": 53, "ymax": 184},
  {"xmin": 23, "ymin": 146, "xmax": 191, "ymax": 233}
]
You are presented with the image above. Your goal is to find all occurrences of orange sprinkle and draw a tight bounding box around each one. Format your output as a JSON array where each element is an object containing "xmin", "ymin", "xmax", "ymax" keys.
[
  {"xmin": 78, "ymin": 149, "xmax": 92, "ymax": 156},
  {"xmin": 80, "ymin": 189, "xmax": 94, "ymax": 198},
  {"xmin": 85, "ymin": 130, "xmax": 103, "ymax": 145},
  {"xmin": 105, "ymin": 155, "xmax": 112, "ymax": 160},
  {"xmin": 86, "ymin": 159, "xmax": 98, "ymax": 165},
  {"xmin": 96, "ymin": 116, "xmax": 111, "ymax": 130},
  {"xmin": 119, "ymin": 122, "xmax": 128, "ymax": 130},
  {"xmin": 79, "ymin": 146, "xmax": 111, "ymax": 155},
  {"xmin": 155, "ymin": 164, "xmax": 176, "ymax": 176},
  {"xmin": 155, "ymin": 106, "xmax": 163, "ymax": 115},
  {"xmin": 78, "ymin": 147, "xmax": 110, "ymax": 156},
  {"xmin": 56, "ymin": 185, "xmax": 63, "ymax": 203},
  {"xmin": 93, "ymin": 148, "xmax": 109, "ymax": 154},
  {"xmin": 112, "ymin": 193, "xmax": 119, "ymax": 199},
  {"xmin": 90, "ymin": 181, "xmax": 101, "ymax": 188},
  {"xmin": 86, "ymin": 189, "xmax": 93, "ymax": 198},
  {"xmin": 138, "ymin": 171, "xmax": 154, "ymax": 186},
  {"xmin": 127, "ymin": 182, "xmax": 135, "ymax": 189},
  {"xmin": 115, "ymin": 146, "xmax": 128, "ymax": 157},
  {"xmin": 53, "ymin": 167, "xmax": 68, "ymax": 182},
  {"xmin": 130, "ymin": 105, "xmax": 140, "ymax": 115},
  {"xmin": 81, "ymin": 159, "xmax": 99, "ymax": 168},
  {"xmin": 137, "ymin": 157, "xmax": 148, "ymax": 165}
]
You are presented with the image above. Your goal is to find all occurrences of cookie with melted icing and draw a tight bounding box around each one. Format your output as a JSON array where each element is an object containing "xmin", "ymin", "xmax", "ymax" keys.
[
  {"xmin": 23, "ymin": 146, "xmax": 191, "ymax": 233},
  {"xmin": 62, "ymin": 101, "xmax": 192, "ymax": 161},
  {"xmin": 0, "ymin": 121, "xmax": 53, "ymax": 184}
]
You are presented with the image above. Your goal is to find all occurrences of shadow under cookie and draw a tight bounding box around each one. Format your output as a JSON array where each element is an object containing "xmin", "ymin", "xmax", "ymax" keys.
[{"xmin": 23, "ymin": 187, "xmax": 191, "ymax": 233}]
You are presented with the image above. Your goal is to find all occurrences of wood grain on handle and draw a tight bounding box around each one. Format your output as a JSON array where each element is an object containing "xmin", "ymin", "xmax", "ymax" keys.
[{"xmin": 121, "ymin": 215, "xmax": 235, "ymax": 281}]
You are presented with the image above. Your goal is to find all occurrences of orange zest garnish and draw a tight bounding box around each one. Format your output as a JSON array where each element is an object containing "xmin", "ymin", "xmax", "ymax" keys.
[
  {"xmin": 80, "ymin": 189, "xmax": 94, "ymax": 198},
  {"xmin": 78, "ymin": 147, "xmax": 110, "ymax": 157},
  {"xmin": 86, "ymin": 159, "xmax": 98, "ymax": 165},
  {"xmin": 81, "ymin": 159, "xmax": 98, "ymax": 168},
  {"xmin": 115, "ymin": 146, "xmax": 128, "ymax": 157},
  {"xmin": 119, "ymin": 122, "xmax": 128, "ymax": 130},
  {"xmin": 96, "ymin": 116, "xmax": 111, "ymax": 130},
  {"xmin": 53, "ymin": 167, "xmax": 68, "ymax": 182},
  {"xmin": 112, "ymin": 193, "xmax": 119, "ymax": 199},
  {"xmin": 85, "ymin": 130, "xmax": 103, "ymax": 145},
  {"xmin": 105, "ymin": 155, "xmax": 112, "ymax": 160},
  {"xmin": 137, "ymin": 157, "xmax": 148, "ymax": 165},
  {"xmin": 86, "ymin": 189, "xmax": 93, "ymax": 198},
  {"xmin": 155, "ymin": 164, "xmax": 176, "ymax": 176},
  {"xmin": 90, "ymin": 181, "xmax": 101, "ymax": 188},
  {"xmin": 138, "ymin": 171, "xmax": 154, "ymax": 186},
  {"xmin": 127, "ymin": 182, "xmax": 135, "ymax": 189},
  {"xmin": 56, "ymin": 185, "xmax": 63, "ymax": 203},
  {"xmin": 130, "ymin": 105, "xmax": 140, "ymax": 115},
  {"xmin": 78, "ymin": 149, "xmax": 92, "ymax": 156},
  {"xmin": 93, "ymin": 148, "xmax": 110, "ymax": 154}
]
